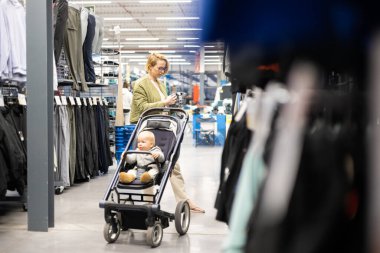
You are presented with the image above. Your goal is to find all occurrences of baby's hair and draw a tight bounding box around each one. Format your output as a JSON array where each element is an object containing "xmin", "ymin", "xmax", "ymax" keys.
[{"xmin": 138, "ymin": 131, "xmax": 156, "ymax": 146}]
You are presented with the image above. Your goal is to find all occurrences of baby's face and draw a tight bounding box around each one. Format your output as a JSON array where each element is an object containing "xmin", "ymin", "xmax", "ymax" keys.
[{"xmin": 137, "ymin": 133, "xmax": 154, "ymax": 151}]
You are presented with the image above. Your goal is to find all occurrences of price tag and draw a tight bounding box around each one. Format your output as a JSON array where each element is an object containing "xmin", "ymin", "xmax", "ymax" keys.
[
  {"xmin": 18, "ymin": 94, "xmax": 27, "ymax": 105},
  {"xmin": 82, "ymin": 97, "xmax": 87, "ymax": 106},
  {"xmin": 75, "ymin": 97, "xmax": 82, "ymax": 106},
  {"xmin": 54, "ymin": 96, "xmax": 62, "ymax": 105},
  {"xmin": 88, "ymin": 97, "xmax": 93, "ymax": 106},
  {"xmin": 68, "ymin": 96, "xmax": 76, "ymax": 105},
  {"xmin": 93, "ymin": 97, "xmax": 97, "ymax": 105},
  {"xmin": 61, "ymin": 96, "xmax": 68, "ymax": 106},
  {"xmin": 0, "ymin": 95, "xmax": 4, "ymax": 107}
]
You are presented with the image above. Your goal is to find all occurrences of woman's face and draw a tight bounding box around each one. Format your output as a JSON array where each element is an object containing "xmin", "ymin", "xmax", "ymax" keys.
[{"xmin": 150, "ymin": 59, "xmax": 167, "ymax": 79}]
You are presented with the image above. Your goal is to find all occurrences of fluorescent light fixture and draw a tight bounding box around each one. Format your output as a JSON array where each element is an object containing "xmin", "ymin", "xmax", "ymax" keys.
[
  {"xmin": 140, "ymin": 0, "xmax": 191, "ymax": 3},
  {"xmin": 120, "ymin": 50, "xmax": 136, "ymax": 53},
  {"xmin": 138, "ymin": 45, "xmax": 169, "ymax": 48},
  {"xmin": 189, "ymin": 50, "xmax": 196, "ymax": 53},
  {"xmin": 204, "ymin": 45, "xmax": 215, "ymax": 48},
  {"xmin": 176, "ymin": 37, "xmax": 199, "ymax": 40},
  {"xmin": 170, "ymin": 62, "xmax": 191, "ymax": 65},
  {"xmin": 103, "ymin": 38, "xmax": 109, "ymax": 41},
  {"xmin": 205, "ymin": 50, "xmax": 222, "ymax": 53},
  {"xmin": 184, "ymin": 45, "xmax": 200, "ymax": 48},
  {"xmin": 156, "ymin": 17, "xmax": 199, "ymax": 20},
  {"xmin": 167, "ymin": 59, "xmax": 186, "ymax": 62},
  {"xmin": 101, "ymin": 45, "xmax": 120, "ymax": 48},
  {"xmin": 204, "ymin": 59, "xmax": 220, "ymax": 62},
  {"xmin": 125, "ymin": 38, "xmax": 159, "ymax": 41},
  {"xmin": 205, "ymin": 62, "xmax": 222, "ymax": 65},
  {"xmin": 205, "ymin": 55, "xmax": 220, "ymax": 58},
  {"xmin": 167, "ymin": 28, "xmax": 202, "ymax": 31},
  {"xmin": 104, "ymin": 17, "xmax": 133, "ymax": 21},
  {"xmin": 69, "ymin": 1, "xmax": 111, "ymax": 4},
  {"xmin": 148, "ymin": 50, "xmax": 176, "ymax": 54},
  {"xmin": 165, "ymin": 55, "xmax": 182, "ymax": 58},
  {"xmin": 109, "ymin": 28, "xmax": 147, "ymax": 32},
  {"xmin": 129, "ymin": 59, "xmax": 149, "ymax": 62},
  {"xmin": 120, "ymin": 55, "xmax": 146, "ymax": 58}
]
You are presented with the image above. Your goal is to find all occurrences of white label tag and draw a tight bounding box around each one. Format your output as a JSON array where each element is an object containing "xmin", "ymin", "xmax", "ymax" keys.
[
  {"xmin": 103, "ymin": 98, "xmax": 108, "ymax": 105},
  {"xmin": 61, "ymin": 96, "xmax": 68, "ymax": 106},
  {"xmin": 75, "ymin": 97, "xmax": 82, "ymax": 106},
  {"xmin": 88, "ymin": 97, "xmax": 93, "ymax": 106},
  {"xmin": 0, "ymin": 95, "xmax": 4, "ymax": 107},
  {"xmin": 82, "ymin": 97, "xmax": 87, "ymax": 106},
  {"xmin": 99, "ymin": 98, "xmax": 103, "ymax": 105},
  {"xmin": 54, "ymin": 96, "xmax": 62, "ymax": 105},
  {"xmin": 68, "ymin": 96, "xmax": 76, "ymax": 105},
  {"xmin": 18, "ymin": 94, "xmax": 27, "ymax": 105},
  {"xmin": 93, "ymin": 97, "xmax": 97, "ymax": 105}
]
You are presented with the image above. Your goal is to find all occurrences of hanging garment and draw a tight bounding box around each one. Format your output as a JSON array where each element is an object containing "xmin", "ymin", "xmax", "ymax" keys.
[
  {"xmin": 92, "ymin": 15, "xmax": 104, "ymax": 54},
  {"xmin": 0, "ymin": 108, "xmax": 26, "ymax": 196},
  {"xmin": 74, "ymin": 105, "xmax": 86, "ymax": 180},
  {"xmin": 80, "ymin": 7, "xmax": 89, "ymax": 45},
  {"xmin": 67, "ymin": 104, "xmax": 76, "ymax": 185},
  {"xmin": 82, "ymin": 14, "xmax": 96, "ymax": 83},
  {"xmin": 215, "ymin": 112, "xmax": 252, "ymax": 223},
  {"xmin": 81, "ymin": 104, "xmax": 93, "ymax": 177},
  {"xmin": 0, "ymin": 0, "xmax": 26, "ymax": 82},
  {"xmin": 63, "ymin": 6, "xmax": 88, "ymax": 91},
  {"xmin": 53, "ymin": 0, "xmax": 68, "ymax": 66},
  {"xmin": 87, "ymin": 105, "xmax": 99, "ymax": 177}
]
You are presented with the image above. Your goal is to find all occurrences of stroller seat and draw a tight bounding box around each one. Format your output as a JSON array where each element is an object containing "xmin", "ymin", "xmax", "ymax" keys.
[{"xmin": 117, "ymin": 119, "xmax": 178, "ymax": 190}]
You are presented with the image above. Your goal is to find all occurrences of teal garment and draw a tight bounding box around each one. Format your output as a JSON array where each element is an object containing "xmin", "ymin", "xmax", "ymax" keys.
[{"xmin": 223, "ymin": 143, "xmax": 266, "ymax": 253}]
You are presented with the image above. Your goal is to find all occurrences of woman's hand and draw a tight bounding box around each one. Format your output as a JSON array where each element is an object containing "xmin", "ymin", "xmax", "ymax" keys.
[{"xmin": 164, "ymin": 94, "xmax": 177, "ymax": 106}]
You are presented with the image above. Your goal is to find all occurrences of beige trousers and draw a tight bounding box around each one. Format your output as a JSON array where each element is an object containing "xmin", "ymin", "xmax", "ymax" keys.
[
  {"xmin": 170, "ymin": 163, "xmax": 189, "ymax": 202},
  {"xmin": 142, "ymin": 162, "xmax": 188, "ymax": 202}
]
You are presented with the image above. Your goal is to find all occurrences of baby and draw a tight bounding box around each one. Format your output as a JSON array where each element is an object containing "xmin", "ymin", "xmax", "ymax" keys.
[{"xmin": 119, "ymin": 131, "xmax": 165, "ymax": 184}]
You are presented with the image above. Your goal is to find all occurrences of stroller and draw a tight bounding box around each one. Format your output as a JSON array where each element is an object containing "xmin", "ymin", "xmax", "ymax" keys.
[{"xmin": 99, "ymin": 107, "xmax": 190, "ymax": 247}]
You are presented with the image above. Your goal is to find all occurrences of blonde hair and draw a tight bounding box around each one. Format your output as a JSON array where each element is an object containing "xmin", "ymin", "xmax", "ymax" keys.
[
  {"xmin": 138, "ymin": 131, "xmax": 156, "ymax": 146},
  {"xmin": 145, "ymin": 53, "xmax": 169, "ymax": 74}
]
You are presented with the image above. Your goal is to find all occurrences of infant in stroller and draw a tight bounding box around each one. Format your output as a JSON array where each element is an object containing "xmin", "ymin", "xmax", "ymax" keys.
[{"xmin": 119, "ymin": 130, "xmax": 165, "ymax": 184}]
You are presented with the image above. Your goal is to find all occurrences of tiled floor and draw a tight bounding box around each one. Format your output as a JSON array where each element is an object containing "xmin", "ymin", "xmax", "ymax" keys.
[{"xmin": 0, "ymin": 133, "xmax": 228, "ymax": 253}]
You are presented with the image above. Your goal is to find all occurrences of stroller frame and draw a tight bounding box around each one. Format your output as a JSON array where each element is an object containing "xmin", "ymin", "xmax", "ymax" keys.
[{"xmin": 99, "ymin": 108, "xmax": 190, "ymax": 247}]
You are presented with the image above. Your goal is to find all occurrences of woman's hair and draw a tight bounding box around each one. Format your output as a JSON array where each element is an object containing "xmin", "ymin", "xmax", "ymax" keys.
[{"xmin": 145, "ymin": 53, "xmax": 169, "ymax": 74}]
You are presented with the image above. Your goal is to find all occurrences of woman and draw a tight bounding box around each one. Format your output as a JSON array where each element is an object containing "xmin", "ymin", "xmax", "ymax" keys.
[{"xmin": 130, "ymin": 53, "xmax": 205, "ymax": 213}]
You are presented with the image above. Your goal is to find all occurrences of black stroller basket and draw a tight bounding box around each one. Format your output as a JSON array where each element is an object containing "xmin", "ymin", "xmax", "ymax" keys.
[{"xmin": 99, "ymin": 107, "xmax": 191, "ymax": 247}]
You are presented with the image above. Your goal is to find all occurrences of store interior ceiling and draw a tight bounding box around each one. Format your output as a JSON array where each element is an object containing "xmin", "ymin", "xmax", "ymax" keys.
[{"xmin": 68, "ymin": 0, "xmax": 225, "ymax": 86}]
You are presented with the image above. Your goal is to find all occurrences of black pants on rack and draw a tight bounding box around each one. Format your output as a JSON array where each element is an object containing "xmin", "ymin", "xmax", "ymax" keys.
[
  {"xmin": 83, "ymin": 14, "xmax": 96, "ymax": 83},
  {"xmin": 54, "ymin": 0, "xmax": 68, "ymax": 65},
  {"xmin": 75, "ymin": 106, "xmax": 86, "ymax": 180}
]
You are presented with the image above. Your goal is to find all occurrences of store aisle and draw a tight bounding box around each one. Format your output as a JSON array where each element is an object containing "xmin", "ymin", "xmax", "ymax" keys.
[{"xmin": 0, "ymin": 132, "xmax": 228, "ymax": 253}]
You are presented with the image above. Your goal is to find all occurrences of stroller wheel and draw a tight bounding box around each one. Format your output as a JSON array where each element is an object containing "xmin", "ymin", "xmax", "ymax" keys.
[
  {"xmin": 103, "ymin": 219, "xmax": 120, "ymax": 243},
  {"xmin": 175, "ymin": 200, "xmax": 191, "ymax": 235},
  {"xmin": 146, "ymin": 222, "xmax": 163, "ymax": 248}
]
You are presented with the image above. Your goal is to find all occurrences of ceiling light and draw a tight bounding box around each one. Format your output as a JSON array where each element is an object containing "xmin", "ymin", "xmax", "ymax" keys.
[
  {"xmin": 69, "ymin": 0, "xmax": 111, "ymax": 4},
  {"xmin": 120, "ymin": 55, "xmax": 146, "ymax": 58},
  {"xmin": 204, "ymin": 59, "xmax": 220, "ymax": 62},
  {"xmin": 205, "ymin": 55, "xmax": 220, "ymax": 58},
  {"xmin": 166, "ymin": 59, "xmax": 186, "ymax": 62},
  {"xmin": 167, "ymin": 28, "xmax": 202, "ymax": 31},
  {"xmin": 101, "ymin": 45, "xmax": 120, "ymax": 48},
  {"xmin": 125, "ymin": 38, "xmax": 159, "ymax": 41},
  {"xmin": 128, "ymin": 59, "xmax": 149, "ymax": 62},
  {"xmin": 165, "ymin": 55, "xmax": 182, "ymax": 58},
  {"xmin": 189, "ymin": 50, "xmax": 196, "ymax": 53},
  {"xmin": 156, "ymin": 17, "xmax": 199, "ymax": 20},
  {"xmin": 109, "ymin": 28, "xmax": 147, "ymax": 32},
  {"xmin": 103, "ymin": 38, "xmax": 109, "ymax": 41},
  {"xmin": 148, "ymin": 50, "xmax": 176, "ymax": 54},
  {"xmin": 176, "ymin": 38, "xmax": 199, "ymax": 40},
  {"xmin": 204, "ymin": 45, "xmax": 215, "ymax": 48},
  {"xmin": 184, "ymin": 45, "xmax": 200, "ymax": 48},
  {"xmin": 104, "ymin": 17, "xmax": 133, "ymax": 21},
  {"xmin": 140, "ymin": 0, "xmax": 191, "ymax": 3},
  {"xmin": 171, "ymin": 62, "xmax": 191, "ymax": 65},
  {"xmin": 204, "ymin": 62, "xmax": 222, "ymax": 65},
  {"xmin": 138, "ymin": 45, "xmax": 169, "ymax": 48},
  {"xmin": 205, "ymin": 50, "xmax": 222, "ymax": 53}
]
